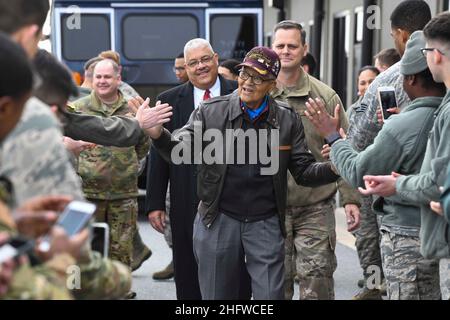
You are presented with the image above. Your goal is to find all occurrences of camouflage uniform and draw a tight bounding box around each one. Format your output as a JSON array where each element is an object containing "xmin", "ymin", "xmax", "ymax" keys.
[
  {"xmin": 332, "ymin": 89, "xmax": 445, "ymax": 300},
  {"xmin": 119, "ymin": 82, "xmax": 139, "ymax": 100},
  {"xmin": 0, "ymin": 97, "xmax": 133, "ymax": 299},
  {"xmin": 345, "ymin": 63, "xmax": 411, "ymax": 286},
  {"xmin": 0, "ymin": 179, "xmax": 73, "ymax": 300},
  {"xmin": 71, "ymin": 90, "xmax": 149, "ymax": 267},
  {"xmin": 0, "ymin": 98, "xmax": 84, "ymax": 208},
  {"xmin": 72, "ymin": 250, "xmax": 132, "ymax": 300},
  {"xmin": 346, "ymin": 62, "xmax": 411, "ymax": 152},
  {"xmin": 90, "ymin": 198, "xmax": 138, "ymax": 266},
  {"xmin": 0, "ymin": 177, "xmax": 131, "ymax": 300},
  {"xmin": 380, "ymin": 226, "xmax": 440, "ymax": 300},
  {"xmin": 272, "ymin": 70, "xmax": 361, "ymax": 300},
  {"xmin": 5, "ymin": 253, "xmax": 75, "ymax": 300},
  {"xmin": 284, "ymin": 199, "xmax": 337, "ymax": 300},
  {"xmin": 353, "ymin": 196, "xmax": 383, "ymax": 283}
]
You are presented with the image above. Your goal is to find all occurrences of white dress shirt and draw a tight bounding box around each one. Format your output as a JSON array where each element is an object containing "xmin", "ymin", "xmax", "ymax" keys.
[{"xmin": 193, "ymin": 77, "xmax": 221, "ymax": 109}]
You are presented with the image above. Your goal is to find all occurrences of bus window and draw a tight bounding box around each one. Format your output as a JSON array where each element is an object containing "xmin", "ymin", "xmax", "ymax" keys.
[
  {"xmin": 61, "ymin": 14, "xmax": 111, "ymax": 61},
  {"xmin": 210, "ymin": 14, "xmax": 256, "ymax": 61},
  {"xmin": 122, "ymin": 14, "xmax": 199, "ymax": 60}
]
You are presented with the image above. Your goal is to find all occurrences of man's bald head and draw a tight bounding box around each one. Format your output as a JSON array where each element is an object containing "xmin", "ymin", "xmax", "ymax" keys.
[
  {"xmin": 94, "ymin": 59, "xmax": 120, "ymax": 77},
  {"xmin": 92, "ymin": 59, "xmax": 122, "ymax": 103}
]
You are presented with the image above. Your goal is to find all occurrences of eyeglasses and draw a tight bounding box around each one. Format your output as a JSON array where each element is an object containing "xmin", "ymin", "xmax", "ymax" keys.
[
  {"xmin": 186, "ymin": 54, "xmax": 215, "ymax": 68},
  {"xmin": 172, "ymin": 66, "xmax": 185, "ymax": 73},
  {"xmin": 239, "ymin": 70, "xmax": 270, "ymax": 85},
  {"xmin": 420, "ymin": 47, "xmax": 446, "ymax": 57}
]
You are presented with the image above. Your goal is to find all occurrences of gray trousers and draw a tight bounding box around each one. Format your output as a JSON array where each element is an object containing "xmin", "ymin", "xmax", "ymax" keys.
[
  {"xmin": 440, "ymin": 258, "xmax": 450, "ymax": 300},
  {"xmin": 193, "ymin": 213, "xmax": 285, "ymax": 300},
  {"xmin": 353, "ymin": 195, "xmax": 384, "ymax": 281}
]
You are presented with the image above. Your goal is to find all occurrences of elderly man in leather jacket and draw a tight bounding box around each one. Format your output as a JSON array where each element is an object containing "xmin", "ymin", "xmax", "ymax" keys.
[{"xmin": 145, "ymin": 46, "xmax": 339, "ymax": 300}]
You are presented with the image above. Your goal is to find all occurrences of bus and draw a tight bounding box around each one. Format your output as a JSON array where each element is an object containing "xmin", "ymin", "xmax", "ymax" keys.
[{"xmin": 51, "ymin": 0, "xmax": 264, "ymax": 99}]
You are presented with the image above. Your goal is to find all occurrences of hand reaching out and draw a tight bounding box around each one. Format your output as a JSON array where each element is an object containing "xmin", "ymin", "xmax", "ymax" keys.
[
  {"xmin": 132, "ymin": 96, "xmax": 173, "ymax": 136},
  {"xmin": 305, "ymin": 98, "xmax": 341, "ymax": 138}
]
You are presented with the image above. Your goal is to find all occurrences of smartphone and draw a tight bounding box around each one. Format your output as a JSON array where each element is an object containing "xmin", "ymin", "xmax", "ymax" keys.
[
  {"xmin": 0, "ymin": 236, "xmax": 35, "ymax": 264},
  {"xmin": 377, "ymin": 86, "xmax": 397, "ymax": 120},
  {"xmin": 90, "ymin": 222, "xmax": 109, "ymax": 257},
  {"xmin": 39, "ymin": 201, "xmax": 96, "ymax": 252}
]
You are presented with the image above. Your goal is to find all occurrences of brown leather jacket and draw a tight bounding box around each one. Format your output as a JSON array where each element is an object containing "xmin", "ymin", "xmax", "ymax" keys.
[{"xmin": 152, "ymin": 91, "xmax": 339, "ymax": 235}]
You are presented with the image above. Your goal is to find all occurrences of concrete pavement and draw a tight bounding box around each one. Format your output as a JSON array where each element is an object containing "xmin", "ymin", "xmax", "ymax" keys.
[{"xmin": 131, "ymin": 208, "xmax": 363, "ymax": 300}]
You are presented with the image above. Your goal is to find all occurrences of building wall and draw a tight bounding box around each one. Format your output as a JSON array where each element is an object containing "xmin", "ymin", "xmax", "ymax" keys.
[
  {"xmin": 379, "ymin": 0, "xmax": 441, "ymax": 52},
  {"xmin": 263, "ymin": 0, "xmax": 279, "ymax": 42},
  {"xmin": 325, "ymin": 0, "xmax": 363, "ymax": 104},
  {"xmin": 264, "ymin": 0, "xmax": 444, "ymax": 107}
]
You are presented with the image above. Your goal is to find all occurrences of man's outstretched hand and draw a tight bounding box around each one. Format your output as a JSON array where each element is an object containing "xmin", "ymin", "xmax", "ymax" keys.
[
  {"xmin": 131, "ymin": 96, "xmax": 173, "ymax": 137},
  {"xmin": 305, "ymin": 98, "xmax": 341, "ymax": 138}
]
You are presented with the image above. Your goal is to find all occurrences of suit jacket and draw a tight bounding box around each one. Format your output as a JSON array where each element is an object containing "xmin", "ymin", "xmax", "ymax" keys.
[{"xmin": 145, "ymin": 76, "xmax": 237, "ymax": 218}]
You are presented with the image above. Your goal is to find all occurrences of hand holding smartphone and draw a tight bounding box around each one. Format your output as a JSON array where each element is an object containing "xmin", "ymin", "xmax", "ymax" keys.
[
  {"xmin": 38, "ymin": 201, "xmax": 96, "ymax": 252},
  {"xmin": 377, "ymin": 86, "xmax": 398, "ymax": 120}
]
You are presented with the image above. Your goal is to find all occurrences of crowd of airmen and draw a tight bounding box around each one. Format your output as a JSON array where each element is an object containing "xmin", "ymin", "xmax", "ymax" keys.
[{"xmin": 0, "ymin": 0, "xmax": 449, "ymax": 300}]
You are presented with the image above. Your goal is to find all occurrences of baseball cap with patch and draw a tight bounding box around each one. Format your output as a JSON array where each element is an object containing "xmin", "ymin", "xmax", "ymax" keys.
[{"xmin": 237, "ymin": 46, "xmax": 281, "ymax": 80}]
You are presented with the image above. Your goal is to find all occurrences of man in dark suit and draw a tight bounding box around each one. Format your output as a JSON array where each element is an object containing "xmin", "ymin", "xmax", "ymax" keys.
[{"xmin": 145, "ymin": 39, "xmax": 248, "ymax": 300}]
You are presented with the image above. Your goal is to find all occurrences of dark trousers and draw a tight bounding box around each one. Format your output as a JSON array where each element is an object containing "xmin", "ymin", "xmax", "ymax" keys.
[
  {"xmin": 193, "ymin": 213, "xmax": 285, "ymax": 300},
  {"xmin": 171, "ymin": 208, "xmax": 252, "ymax": 300},
  {"xmin": 171, "ymin": 207, "xmax": 202, "ymax": 299}
]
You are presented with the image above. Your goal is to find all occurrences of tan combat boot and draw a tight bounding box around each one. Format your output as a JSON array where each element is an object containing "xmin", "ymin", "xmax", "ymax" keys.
[
  {"xmin": 152, "ymin": 261, "xmax": 174, "ymax": 280},
  {"xmin": 131, "ymin": 231, "xmax": 152, "ymax": 272},
  {"xmin": 352, "ymin": 286, "xmax": 383, "ymax": 300}
]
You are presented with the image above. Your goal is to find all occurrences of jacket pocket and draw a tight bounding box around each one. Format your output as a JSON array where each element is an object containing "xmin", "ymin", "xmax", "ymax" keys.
[{"xmin": 197, "ymin": 169, "xmax": 221, "ymax": 206}]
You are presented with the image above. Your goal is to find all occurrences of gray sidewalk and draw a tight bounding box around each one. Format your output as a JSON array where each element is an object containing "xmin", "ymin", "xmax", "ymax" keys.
[{"xmin": 132, "ymin": 209, "xmax": 363, "ymax": 300}]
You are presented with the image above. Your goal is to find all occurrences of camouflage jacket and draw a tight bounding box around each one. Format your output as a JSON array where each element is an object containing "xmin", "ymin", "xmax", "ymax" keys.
[
  {"xmin": 71, "ymin": 91, "xmax": 149, "ymax": 200},
  {"xmin": 0, "ymin": 179, "xmax": 130, "ymax": 300},
  {"xmin": 1, "ymin": 209, "xmax": 130, "ymax": 300},
  {"xmin": 119, "ymin": 82, "xmax": 139, "ymax": 100},
  {"xmin": 72, "ymin": 250, "xmax": 131, "ymax": 300},
  {"xmin": 1, "ymin": 201, "xmax": 130, "ymax": 300},
  {"xmin": 0, "ymin": 98, "xmax": 84, "ymax": 208},
  {"xmin": 0, "ymin": 198, "xmax": 74, "ymax": 300},
  {"xmin": 5, "ymin": 253, "xmax": 75, "ymax": 300},
  {"xmin": 272, "ymin": 69, "xmax": 361, "ymax": 208},
  {"xmin": 347, "ymin": 62, "xmax": 411, "ymax": 151}
]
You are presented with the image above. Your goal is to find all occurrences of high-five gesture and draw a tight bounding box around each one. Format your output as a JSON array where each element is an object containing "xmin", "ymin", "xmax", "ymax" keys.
[
  {"xmin": 305, "ymin": 98, "xmax": 342, "ymax": 138},
  {"xmin": 131, "ymin": 96, "xmax": 173, "ymax": 135}
]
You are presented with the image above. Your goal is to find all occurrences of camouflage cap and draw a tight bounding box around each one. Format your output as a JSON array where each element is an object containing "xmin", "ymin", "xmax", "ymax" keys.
[{"xmin": 238, "ymin": 46, "xmax": 281, "ymax": 80}]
